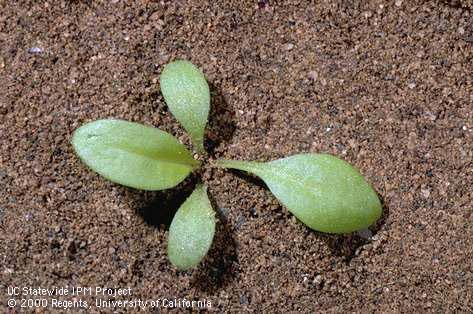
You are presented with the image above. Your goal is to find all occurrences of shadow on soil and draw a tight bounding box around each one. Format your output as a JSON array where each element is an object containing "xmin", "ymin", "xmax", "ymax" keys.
[
  {"xmin": 225, "ymin": 168, "xmax": 267, "ymax": 189},
  {"xmin": 192, "ymin": 192, "xmax": 238, "ymax": 293},
  {"xmin": 135, "ymin": 175, "xmax": 238, "ymax": 291},
  {"xmin": 135, "ymin": 174, "xmax": 199, "ymax": 229},
  {"xmin": 205, "ymin": 82, "xmax": 236, "ymax": 155},
  {"xmin": 318, "ymin": 191, "xmax": 390, "ymax": 264}
]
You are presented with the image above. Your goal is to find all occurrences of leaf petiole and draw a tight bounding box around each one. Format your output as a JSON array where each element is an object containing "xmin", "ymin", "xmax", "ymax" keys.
[{"xmin": 214, "ymin": 159, "xmax": 265, "ymax": 175}]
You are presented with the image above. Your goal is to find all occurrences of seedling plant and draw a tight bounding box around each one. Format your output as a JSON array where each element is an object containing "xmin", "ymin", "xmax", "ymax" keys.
[{"xmin": 72, "ymin": 60, "xmax": 382, "ymax": 270}]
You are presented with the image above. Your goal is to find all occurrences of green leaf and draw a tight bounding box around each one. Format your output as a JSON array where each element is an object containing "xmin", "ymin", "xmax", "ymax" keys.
[
  {"xmin": 167, "ymin": 184, "xmax": 216, "ymax": 270},
  {"xmin": 160, "ymin": 60, "xmax": 210, "ymax": 153},
  {"xmin": 71, "ymin": 119, "xmax": 200, "ymax": 191},
  {"xmin": 216, "ymin": 154, "xmax": 382, "ymax": 234}
]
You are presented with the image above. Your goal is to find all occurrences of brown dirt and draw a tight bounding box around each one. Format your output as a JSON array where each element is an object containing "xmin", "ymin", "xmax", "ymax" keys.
[{"xmin": 1, "ymin": 1, "xmax": 472, "ymax": 313}]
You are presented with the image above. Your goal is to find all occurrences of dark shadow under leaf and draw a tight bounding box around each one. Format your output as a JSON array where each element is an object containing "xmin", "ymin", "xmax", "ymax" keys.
[
  {"xmin": 191, "ymin": 192, "xmax": 238, "ymax": 293},
  {"xmin": 226, "ymin": 168, "xmax": 268, "ymax": 190},
  {"xmin": 318, "ymin": 191, "xmax": 389, "ymax": 264},
  {"xmin": 135, "ymin": 174, "xmax": 199, "ymax": 229},
  {"xmin": 205, "ymin": 82, "xmax": 236, "ymax": 155}
]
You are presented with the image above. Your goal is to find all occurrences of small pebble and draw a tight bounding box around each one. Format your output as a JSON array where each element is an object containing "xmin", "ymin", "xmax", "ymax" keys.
[
  {"xmin": 235, "ymin": 215, "xmax": 246, "ymax": 230},
  {"xmin": 217, "ymin": 207, "xmax": 229, "ymax": 218},
  {"xmin": 314, "ymin": 275, "xmax": 323, "ymax": 285},
  {"xmin": 356, "ymin": 229, "xmax": 373, "ymax": 240},
  {"xmin": 302, "ymin": 273, "xmax": 309, "ymax": 282},
  {"xmin": 363, "ymin": 11, "xmax": 373, "ymax": 19},
  {"xmin": 28, "ymin": 47, "xmax": 44, "ymax": 54},
  {"xmin": 239, "ymin": 295, "xmax": 249, "ymax": 305},
  {"xmin": 308, "ymin": 71, "xmax": 318, "ymax": 81},
  {"xmin": 284, "ymin": 43, "xmax": 294, "ymax": 51}
]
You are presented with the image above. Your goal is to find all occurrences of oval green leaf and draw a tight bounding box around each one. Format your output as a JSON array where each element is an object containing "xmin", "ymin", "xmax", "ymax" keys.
[
  {"xmin": 216, "ymin": 154, "xmax": 382, "ymax": 234},
  {"xmin": 71, "ymin": 119, "xmax": 200, "ymax": 191},
  {"xmin": 160, "ymin": 60, "xmax": 210, "ymax": 153},
  {"xmin": 167, "ymin": 184, "xmax": 216, "ymax": 270}
]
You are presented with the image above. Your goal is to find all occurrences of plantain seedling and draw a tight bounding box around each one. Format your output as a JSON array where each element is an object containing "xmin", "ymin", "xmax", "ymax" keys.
[{"xmin": 71, "ymin": 60, "xmax": 382, "ymax": 271}]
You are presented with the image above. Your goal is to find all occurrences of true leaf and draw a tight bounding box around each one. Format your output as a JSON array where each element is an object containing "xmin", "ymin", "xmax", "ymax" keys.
[
  {"xmin": 72, "ymin": 119, "xmax": 200, "ymax": 191},
  {"xmin": 216, "ymin": 154, "xmax": 382, "ymax": 234},
  {"xmin": 167, "ymin": 184, "xmax": 216, "ymax": 270},
  {"xmin": 160, "ymin": 60, "xmax": 210, "ymax": 153}
]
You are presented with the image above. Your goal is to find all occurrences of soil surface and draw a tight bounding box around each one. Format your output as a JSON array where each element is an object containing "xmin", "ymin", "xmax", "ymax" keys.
[{"xmin": 1, "ymin": 1, "xmax": 472, "ymax": 313}]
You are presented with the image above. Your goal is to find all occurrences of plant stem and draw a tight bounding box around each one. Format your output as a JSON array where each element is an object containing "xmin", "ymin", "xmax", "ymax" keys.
[
  {"xmin": 190, "ymin": 158, "xmax": 202, "ymax": 170},
  {"xmin": 214, "ymin": 159, "xmax": 265, "ymax": 175},
  {"xmin": 194, "ymin": 140, "xmax": 206, "ymax": 155}
]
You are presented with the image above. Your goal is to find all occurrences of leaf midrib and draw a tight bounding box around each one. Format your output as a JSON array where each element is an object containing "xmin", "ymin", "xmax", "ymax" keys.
[{"xmin": 102, "ymin": 142, "xmax": 197, "ymax": 168}]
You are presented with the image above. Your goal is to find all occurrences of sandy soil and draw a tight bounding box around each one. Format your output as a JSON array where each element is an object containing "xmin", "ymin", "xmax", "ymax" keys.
[{"xmin": 1, "ymin": 1, "xmax": 472, "ymax": 312}]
